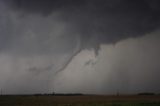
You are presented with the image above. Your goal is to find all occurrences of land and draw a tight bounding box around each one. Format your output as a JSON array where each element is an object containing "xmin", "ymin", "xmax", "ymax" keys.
[{"xmin": 0, "ymin": 95, "xmax": 160, "ymax": 106}]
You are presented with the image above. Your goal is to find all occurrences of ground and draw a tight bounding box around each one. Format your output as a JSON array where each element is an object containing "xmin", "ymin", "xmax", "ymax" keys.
[{"xmin": 0, "ymin": 95, "xmax": 160, "ymax": 106}]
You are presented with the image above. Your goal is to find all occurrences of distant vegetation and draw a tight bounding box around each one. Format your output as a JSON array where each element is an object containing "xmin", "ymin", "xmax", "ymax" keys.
[
  {"xmin": 34, "ymin": 93, "xmax": 83, "ymax": 96},
  {"xmin": 138, "ymin": 92, "xmax": 155, "ymax": 95}
]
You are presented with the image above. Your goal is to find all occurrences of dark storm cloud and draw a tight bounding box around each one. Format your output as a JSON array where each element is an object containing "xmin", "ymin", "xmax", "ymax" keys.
[
  {"xmin": 4, "ymin": 0, "xmax": 160, "ymax": 52},
  {"xmin": 8, "ymin": 0, "xmax": 86, "ymax": 14}
]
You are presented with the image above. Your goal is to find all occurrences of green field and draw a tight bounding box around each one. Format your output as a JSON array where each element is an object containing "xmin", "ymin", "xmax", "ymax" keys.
[{"xmin": 0, "ymin": 95, "xmax": 160, "ymax": 106}]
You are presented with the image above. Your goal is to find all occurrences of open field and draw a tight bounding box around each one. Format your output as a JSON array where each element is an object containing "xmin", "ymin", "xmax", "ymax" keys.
[{"xmin": 0, "ymin": 95, "xmax": 160, "ymax": 106}]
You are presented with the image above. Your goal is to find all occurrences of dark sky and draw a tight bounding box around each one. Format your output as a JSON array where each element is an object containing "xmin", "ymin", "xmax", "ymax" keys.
[{"xmin": 0, "ymin": 0, "xmax": 160, "ymax": 94}]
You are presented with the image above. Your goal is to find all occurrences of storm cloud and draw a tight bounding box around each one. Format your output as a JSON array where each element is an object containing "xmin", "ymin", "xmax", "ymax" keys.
[
  {"xmin": 2, "ymin": 0, "xmax": 160, "ymax": 52},
  {"xmin": 0, "ymin": 0, "xmax": 160, "ymax": 94}
]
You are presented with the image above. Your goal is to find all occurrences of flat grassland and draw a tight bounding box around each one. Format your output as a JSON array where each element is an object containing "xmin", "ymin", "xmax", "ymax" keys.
[{"xmin": 0, "ymin": 95, "xmax": 160, "ymax": 106}]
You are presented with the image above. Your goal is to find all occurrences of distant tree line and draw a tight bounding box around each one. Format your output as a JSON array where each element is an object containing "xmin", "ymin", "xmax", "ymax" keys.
[
  {"xmin": 34, "ymin": 93, "xmax": 83, "ymax": 96},
  {"xmin": 137, "ymin": 92, "xmax": 155, "ymax": 95}
]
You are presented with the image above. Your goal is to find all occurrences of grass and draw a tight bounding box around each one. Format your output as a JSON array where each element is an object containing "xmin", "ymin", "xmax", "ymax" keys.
[{"xmin": 0, "ymin": 95, "xmax": 160, "ymax": 106}]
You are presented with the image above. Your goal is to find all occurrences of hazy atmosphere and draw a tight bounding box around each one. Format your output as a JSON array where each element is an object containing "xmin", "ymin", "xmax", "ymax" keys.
[{"xmin": 0, "ymin": 0, "xmax": 160, "ymax": 94}]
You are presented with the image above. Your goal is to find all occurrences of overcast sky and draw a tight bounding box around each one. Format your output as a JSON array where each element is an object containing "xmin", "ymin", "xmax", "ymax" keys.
[{"xmin": 0, "ymin": 0, "xmax": 160, "ymax": 94}]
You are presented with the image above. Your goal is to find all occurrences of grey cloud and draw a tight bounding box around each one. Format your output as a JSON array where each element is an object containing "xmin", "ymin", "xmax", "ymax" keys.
[
  {"xmin": 0, "ymin": 0, "xmax": 160, "ymax": 94},
  {"xmin": 28, "ymin": 64, "xmax": 54, "ymax": 75}
]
